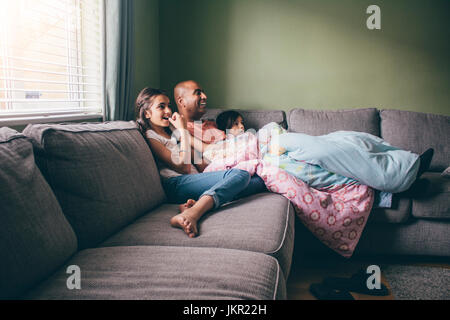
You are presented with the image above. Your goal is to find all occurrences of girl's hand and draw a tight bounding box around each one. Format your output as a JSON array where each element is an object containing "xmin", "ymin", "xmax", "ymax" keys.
[{"xmin": 169, "ymin": 112, "xmax": 187, "ymax": 130}]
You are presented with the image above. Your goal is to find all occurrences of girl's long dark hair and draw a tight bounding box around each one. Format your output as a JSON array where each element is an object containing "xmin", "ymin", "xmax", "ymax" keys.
[{"xmin": 135, "ymin": 87, "xmax": 170, "ymax": 135}]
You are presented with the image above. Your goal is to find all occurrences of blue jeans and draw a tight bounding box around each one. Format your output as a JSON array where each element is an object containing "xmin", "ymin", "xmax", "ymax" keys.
[
  {"xmin": 234, "ymin": 174, "xmax": 267, "ymax": 199},
  {"xmin": 162, "ymin": 169, "xmax": 266, "ymax": 209}
]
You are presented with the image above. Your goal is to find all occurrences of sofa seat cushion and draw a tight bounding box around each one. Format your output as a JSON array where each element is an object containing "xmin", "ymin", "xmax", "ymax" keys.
[
  {"xmin": 295, "ymin": 217, "xmax": 450, "ymax": 257},
  {"xmin": 201, "ymin": 108, "xmax": 287, "ymax": 130},
  {"xmin": 101, "ymin": 193, "xmax": 295, "ymax": 277},
  {"xmin": 355, "ymin": 219, "xmax": 450, "ymax": 257},
  {"xmin": 0, "ymin": 128, "xmax": 77, "ymax": 299},
  {"xmin": 370, "ymin": 197, "xmax": 412, "ymax": 224},
  {"xmin": 23, "ymin": 121, "xmax": 166, "ymax": 249},
  {"xmin": 288, "ymin": 108, "xmax": 380, "ymax": 136},
  {"xmin": 380, "ymin": 110, "xmax": 449, "ymax": 172},
  {"xmin": 411, "ymin": 172, "xmax": 450, "ymax": 219},
  {"xmin": 24, "ymin": 246, "xmax": 286, "ymax": 300}
]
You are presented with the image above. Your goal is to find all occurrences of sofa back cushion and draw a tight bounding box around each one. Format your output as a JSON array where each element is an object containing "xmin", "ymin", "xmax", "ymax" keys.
[
  {"xmin": 288, "ymin": 108, "xmax": 380, "ymax": 136},
  {"xmin": 380, "ymin": 110, "xmax": 449, "ymax": 172},
  {"xmin": 201, "ymin": 108, "xmax": 287, "ymax": 130},
  {"xmin": 0, "ymin": 128, "xmax": 77, "ymax": 299},
  {"xmin": 23, "ymin": 121, "xmax": 166, "ymax": 249}
]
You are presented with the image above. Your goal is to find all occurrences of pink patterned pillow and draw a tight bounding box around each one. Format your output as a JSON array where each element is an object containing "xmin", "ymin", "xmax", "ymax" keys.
[{"xmin": 256, "ymin": 163, "xmax": 374, "ymax": 258}]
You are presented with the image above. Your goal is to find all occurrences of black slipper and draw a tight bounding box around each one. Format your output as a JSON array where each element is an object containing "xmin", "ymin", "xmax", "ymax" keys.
[
  {"xmin": 309, "ymin": 283, "xmax": 354, "ymax": 300},
  {"xmin": 398, "ymin": 148, "xmax": 434, "ymax": 198},
  {"xmin": 417, "ymin": 148, "xmax": 434, "ymax": 179},
  {"xmin": 323, "ymin": 269, "xmax": 390, "ymax": 296}
]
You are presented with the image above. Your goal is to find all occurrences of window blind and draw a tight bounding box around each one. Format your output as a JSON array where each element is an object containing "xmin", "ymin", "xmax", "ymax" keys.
[{"xmin": 0, "ymin": 0, "xmax": 104, "ymax": 122}]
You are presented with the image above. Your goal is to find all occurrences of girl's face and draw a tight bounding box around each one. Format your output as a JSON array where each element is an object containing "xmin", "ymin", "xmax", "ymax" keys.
[
  {"xmin": 229, "ymin": 115, "xmax": 245, "ymax": 136},
  {"xmin": 145, "ymin": 95, "xmax": 172, "ymax": 127}
]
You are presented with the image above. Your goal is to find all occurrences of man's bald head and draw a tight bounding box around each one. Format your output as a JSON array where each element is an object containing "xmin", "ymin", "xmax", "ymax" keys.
[
  {"xmin": 174, "ymin": 80, "xmax": 196, "ymax": 101},
  {"xmin": 174, "ymin": 80, "xmax": 208, "ymax": 122}
]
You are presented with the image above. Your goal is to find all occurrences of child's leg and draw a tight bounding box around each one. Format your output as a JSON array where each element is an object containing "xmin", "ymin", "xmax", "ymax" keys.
[
  {"xmin": 234, "ymin": 175, "xmax": 267, "ymax": 199},
  {"xmin": 171, "ymin": 196, "xmax": 214, "ymax": 238},
  {"xmin": 168, "ymin": 169, "xmax": 251, "ymax": 237},
  {"xmin": 164, "ymin": 169, "xmax": 249, "ymax": 204},
  {"xmin": 179, "ymin": 199, "xmax": 196, "ymax": 213},
  {"xmin": 199, "ymin": 169, "xmax": 251, "ymax": 209}
]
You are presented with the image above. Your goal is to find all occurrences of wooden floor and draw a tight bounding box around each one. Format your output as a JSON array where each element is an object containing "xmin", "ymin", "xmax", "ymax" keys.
[{"xmin": 286, "ymin": 255, "xmax": 450, "ymax": 300}]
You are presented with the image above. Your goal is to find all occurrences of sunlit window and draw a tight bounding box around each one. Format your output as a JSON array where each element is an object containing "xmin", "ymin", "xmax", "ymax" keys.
[{"xmin": 0, "ymin": 0, "xmax": 104, "ymax": 125}]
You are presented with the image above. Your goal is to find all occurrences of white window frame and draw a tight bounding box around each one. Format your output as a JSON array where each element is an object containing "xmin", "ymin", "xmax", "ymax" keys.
[{"xmin": 0, "ymin": 0, "xmax": 106, "ymax": 127}]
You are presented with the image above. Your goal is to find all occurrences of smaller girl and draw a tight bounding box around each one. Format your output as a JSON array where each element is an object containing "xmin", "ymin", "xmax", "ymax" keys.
[
  {"xmin": 216, "ymin": 110, "xmax": 245, "ymax": 137},
  {"xmin": 216, "ymin": 110, "xmax": 285, "ymax": 156}
]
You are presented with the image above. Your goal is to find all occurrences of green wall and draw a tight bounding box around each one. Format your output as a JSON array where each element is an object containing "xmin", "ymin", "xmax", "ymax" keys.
[
  {"xmin": 133, "ymin": 0, "xmax": 160, "ymax": 99},
  {"xmin": 156, "ymin": 0, "xmax": 450, "ymax": 115}
]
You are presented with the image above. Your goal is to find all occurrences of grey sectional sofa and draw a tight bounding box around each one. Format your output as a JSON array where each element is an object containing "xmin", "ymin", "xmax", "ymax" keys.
[{"xmin": 0, "ymin": 108, "xmax": 448, "ymax": 300}]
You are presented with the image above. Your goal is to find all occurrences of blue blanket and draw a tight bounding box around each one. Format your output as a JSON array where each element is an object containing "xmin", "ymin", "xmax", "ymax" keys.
[
  {"xmin": 259, "ymin": 123, "xmax": 359, "ymax": 191},
  {"xmin": 262, "ymin": 153, "xmax": 359, "ymax": 191},
  {"xmin": 263, "ymin": 123, "xmax": 420, "ymax": 193},
  {"xmin": 274, "ymin": 129, "xmax": 419, "ymax": 193}
]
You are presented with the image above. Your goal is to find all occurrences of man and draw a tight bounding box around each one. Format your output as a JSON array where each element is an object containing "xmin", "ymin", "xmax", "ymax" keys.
[
  {"xmin": 173, "ymin": 80, "xmax": 267, "ymax": 197},
  {"xmin": 174, "ymin": 80, "xmax": 225, "ymax": 144}
]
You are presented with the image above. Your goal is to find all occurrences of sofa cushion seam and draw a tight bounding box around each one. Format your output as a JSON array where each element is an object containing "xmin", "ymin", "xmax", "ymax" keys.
[
  {"xmin": 273, "ymin": 259, "xmax": 281, "ymax": 300},
  {"xmin": 266, "ymin": 197, "xmax": 291, "ymax": 255},
  {"xmin": 0, "ymin": 135, "xmax": 28, "ymax": 145}
]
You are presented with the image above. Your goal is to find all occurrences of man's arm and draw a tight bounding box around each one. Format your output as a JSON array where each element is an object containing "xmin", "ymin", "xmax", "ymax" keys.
[
  {"xmin": 190, "ymin": 147, "xmax": 210, "ymax": 172},
  {"xmin": 194, "ymin": 159, "xmax": 210, "ymax": 173},
  {"xmin": 189, "ymin": 133, "xmax": 211, "ymax": 153}
]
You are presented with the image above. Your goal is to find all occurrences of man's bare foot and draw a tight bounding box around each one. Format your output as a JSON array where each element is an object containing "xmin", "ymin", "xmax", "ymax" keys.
[
  {"xmin": 170, "ymin": 213, "xmax": 198, "ymax": 238},
  {"xmin": 178, "ymin": 199, "xmax": 196, "ymax": 213}
]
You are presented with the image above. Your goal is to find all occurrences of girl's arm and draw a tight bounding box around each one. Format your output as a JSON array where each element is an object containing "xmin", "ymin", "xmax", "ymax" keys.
[{"xmin": 147, "ymin": 137, "xmax": 193, "ymax": 175}]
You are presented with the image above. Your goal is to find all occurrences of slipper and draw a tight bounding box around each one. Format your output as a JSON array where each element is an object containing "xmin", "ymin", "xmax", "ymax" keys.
[
  {"xmin": 417, "ymin": 148, "xmax": 434, "ymax": 179},
  {"xmin": 309, "ymin": 283, "xmax": 354, "ymax": 300},
  {"xmin": 323, "ymin": 268, "xmax": 389, "ymax": 296}
]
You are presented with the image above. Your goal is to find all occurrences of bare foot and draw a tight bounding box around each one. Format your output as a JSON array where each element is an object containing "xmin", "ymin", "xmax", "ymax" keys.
[
  {"xmin": 170, "ymin": 213, "xmax": 198, "ymax": 238},
  {"xmin": 178, "ymin": 199, "xmax": 196, "ymax": 213}
]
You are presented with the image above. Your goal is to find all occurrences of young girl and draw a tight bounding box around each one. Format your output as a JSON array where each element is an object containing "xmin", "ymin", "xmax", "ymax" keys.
[
  {"xmin": 135, "ymin": 88, "xmax": 256, "ymax": 238},
  {"xmin": 216, "ymin": 110, "xmax": 245, "ymax": 137}
]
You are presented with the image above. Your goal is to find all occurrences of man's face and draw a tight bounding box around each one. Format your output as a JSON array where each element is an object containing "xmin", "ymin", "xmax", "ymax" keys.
[{"xmin": 181, "ymin": 82, "xmax": 208, "ymax": 121}]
